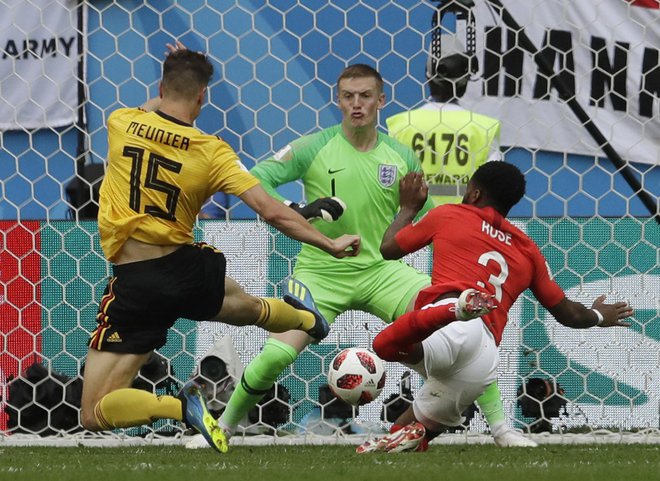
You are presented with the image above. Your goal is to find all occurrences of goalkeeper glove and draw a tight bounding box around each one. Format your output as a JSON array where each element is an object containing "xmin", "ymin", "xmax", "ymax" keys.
[{"xmin": 285, "ymin": 197, "xmax": 346, "ymax": 222}]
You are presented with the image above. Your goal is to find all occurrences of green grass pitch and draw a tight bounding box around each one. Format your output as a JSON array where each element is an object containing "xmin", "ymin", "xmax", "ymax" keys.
[{"xmin": 1, "ymin": 445, "xmax": 658, "ymax": 481}]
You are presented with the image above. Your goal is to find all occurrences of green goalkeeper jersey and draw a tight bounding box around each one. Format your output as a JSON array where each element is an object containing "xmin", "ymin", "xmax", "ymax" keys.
[{"xmin": 251, "ymin": 124, "xmax": 434, "ymax": 270}]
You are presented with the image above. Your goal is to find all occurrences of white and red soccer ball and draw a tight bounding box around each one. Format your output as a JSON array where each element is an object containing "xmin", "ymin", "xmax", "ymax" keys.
[{"xmin": 327, "ymin": 347, "xmax": 386, "ymax": 406}]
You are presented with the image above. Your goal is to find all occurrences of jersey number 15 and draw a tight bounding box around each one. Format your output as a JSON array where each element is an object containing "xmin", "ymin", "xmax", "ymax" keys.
[{"xmin": 123, "ymin": 146, "xmax": 182, "ymax": 221}]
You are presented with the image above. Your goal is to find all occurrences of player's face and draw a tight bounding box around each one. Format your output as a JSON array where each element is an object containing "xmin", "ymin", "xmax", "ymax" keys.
[{"xmin": 337, "ymin": 77, "xmax": 385, "ymax": 131}]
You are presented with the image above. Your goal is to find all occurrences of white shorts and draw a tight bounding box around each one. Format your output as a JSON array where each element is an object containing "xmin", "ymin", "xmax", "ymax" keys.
[{"xmin": 405, "ymin": 298, "xmax": 499, "ymax": 430}]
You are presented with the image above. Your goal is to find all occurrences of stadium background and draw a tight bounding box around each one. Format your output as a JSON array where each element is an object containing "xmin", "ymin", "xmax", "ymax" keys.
[{"xmin": 0, "ymin": 0, "xmax": 658, "ymax": 435}]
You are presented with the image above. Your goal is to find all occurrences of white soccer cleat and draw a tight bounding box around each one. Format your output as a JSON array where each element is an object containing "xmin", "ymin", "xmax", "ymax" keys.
[
  {"xmin": 493, "ymin": 426, "xmax": 538, "ymax": 448},
  {"xmin": 455, "ymin": 288, "xmax": 497, "ymax": 321},
  {"xmin": 356, "ymin": 421, "xmax": 426, "ymax": 453}
]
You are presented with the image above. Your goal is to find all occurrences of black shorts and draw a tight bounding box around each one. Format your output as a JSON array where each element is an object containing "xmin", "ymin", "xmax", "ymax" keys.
[{"xmin": 89, "ymin": 243, "xmax": 226, "ymax": 354}]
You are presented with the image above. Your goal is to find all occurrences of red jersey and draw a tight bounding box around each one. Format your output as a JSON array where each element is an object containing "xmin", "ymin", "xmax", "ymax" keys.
[{"xmin": 394, "ymin": 204, "xmax": 565, "ymax": 345}]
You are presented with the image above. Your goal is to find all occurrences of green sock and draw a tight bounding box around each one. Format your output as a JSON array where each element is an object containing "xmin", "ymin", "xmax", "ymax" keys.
[
  {"xmin": 476, "ymin": 381, "xmax": 506, "ymax": 430},
  {"xmin": 219, "ymin": 338, "xmax": 298, "ymax": 433}
]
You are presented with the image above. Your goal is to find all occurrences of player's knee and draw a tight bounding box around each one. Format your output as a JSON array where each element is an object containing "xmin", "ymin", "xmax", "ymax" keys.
[
  {"xmin": 217, "ymin": 293, "xmax": 262, "ymax": 325},
  {"xmin": 243, "ymin": 295, "xmax": 264, "ymax": 323},
  {"xmin": 80, "ymin": 405, "xmax": 102, "ymax": 431},
  {"xmin": 372, "ymin": 331, "xmax": 397, "ymax": 361}
]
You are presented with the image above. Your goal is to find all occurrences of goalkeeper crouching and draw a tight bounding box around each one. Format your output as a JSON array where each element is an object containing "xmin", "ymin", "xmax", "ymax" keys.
[{"xmin": 205, "ymin": 63, "xmax": 436, "ymax": 444}]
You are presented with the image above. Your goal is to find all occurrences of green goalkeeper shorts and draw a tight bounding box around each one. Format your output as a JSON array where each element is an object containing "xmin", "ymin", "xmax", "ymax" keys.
[{"xmin": 292, "ymin": 259, "xmax": 430, "ymax": 324}]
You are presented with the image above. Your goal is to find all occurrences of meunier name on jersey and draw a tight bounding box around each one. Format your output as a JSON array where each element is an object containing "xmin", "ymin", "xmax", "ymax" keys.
[
  {"xmin": 481, "ymin": 220, "xmax": 512, "ymax": 246},
  {"xmin": 126, "ymin": 121, "xmax": 191, "ymax": 151}
]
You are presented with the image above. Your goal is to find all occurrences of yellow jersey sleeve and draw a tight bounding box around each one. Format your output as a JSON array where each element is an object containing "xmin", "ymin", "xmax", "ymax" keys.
[{"xmin": 98, "ymin": 108, "xmax": 259, "ymax": 262}]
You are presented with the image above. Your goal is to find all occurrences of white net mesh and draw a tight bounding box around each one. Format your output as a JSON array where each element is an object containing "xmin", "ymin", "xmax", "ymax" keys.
[{"xmin": 0, "ymin": 0, "xmax": 658, "ymax": 446}]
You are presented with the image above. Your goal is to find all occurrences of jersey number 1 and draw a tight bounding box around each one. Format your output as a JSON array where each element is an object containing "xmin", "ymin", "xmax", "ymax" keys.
[{"xmin": 123, "ymin": 146, "xmax": 182, "ymax": 221}]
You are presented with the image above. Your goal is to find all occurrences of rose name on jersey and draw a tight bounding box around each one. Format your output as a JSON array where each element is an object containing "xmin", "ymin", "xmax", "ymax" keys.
[{"xmin": 481, "ymin": 220, "xmax": 512, "ymax": 246}]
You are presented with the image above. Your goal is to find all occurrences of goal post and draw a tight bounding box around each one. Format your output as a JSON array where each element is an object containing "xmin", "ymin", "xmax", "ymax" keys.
[{"xmin": 0, "ymin": 0, "xmax": 658, "ymax": 445}]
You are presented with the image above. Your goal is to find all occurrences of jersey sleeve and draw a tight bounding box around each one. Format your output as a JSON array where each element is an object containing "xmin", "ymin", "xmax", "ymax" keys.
[
  {"xmin": 527, "ymin": 243, "xmax": 566, "ymax": 309},
  {"xmin": 417, "ymin": 193, "xmax": 436, "ymax": 219},
  {"xmin": 208, "ymin": 141, "xmax": 260, "ymax": 197},
  {"xmin": 394, "ymin": 207, "xmax": 441, "ymax": 254},
  {"xmin": 250, "ymin": 135, "xmax": 317, "ymax": 202}
]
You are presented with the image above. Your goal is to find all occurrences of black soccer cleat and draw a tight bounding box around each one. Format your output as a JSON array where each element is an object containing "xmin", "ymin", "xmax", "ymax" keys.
[{"xmin": 283, "ymin": 278, "xmax": 330, "ymax": 341}]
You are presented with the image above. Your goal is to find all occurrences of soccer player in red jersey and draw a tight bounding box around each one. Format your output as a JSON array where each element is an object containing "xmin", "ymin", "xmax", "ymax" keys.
[{"xmin": 357, "ymin": 162, "xmax": 634, "ymax": 453}]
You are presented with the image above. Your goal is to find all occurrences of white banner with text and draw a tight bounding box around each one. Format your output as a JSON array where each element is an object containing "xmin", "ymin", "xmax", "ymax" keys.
[
  {"xmin": 0, "ymin": 0, "xmax": 84, "ymax": 130},
  {"xmin": 461, "ymin": 0, "xmax": 659, "ymax": 165}
]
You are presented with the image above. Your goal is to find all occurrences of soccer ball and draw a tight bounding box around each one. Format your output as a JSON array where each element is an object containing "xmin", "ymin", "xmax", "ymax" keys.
[{"xmin": 327, "ymin": 348, "xmax": 386, "ymax": 406}]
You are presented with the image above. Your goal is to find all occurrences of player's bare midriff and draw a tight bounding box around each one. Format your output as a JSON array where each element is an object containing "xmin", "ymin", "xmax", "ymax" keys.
[{"xmin": 113, "ymin": 237, "xmax": 182, "ymax": 265}]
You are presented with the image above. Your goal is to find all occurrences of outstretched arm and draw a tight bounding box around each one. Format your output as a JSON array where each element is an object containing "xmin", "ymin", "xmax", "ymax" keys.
[
  {"xmin": 380, "ymin": 172, "xmax": 428, "ymax": 260},
  {"xmin": 548, "ymin": 294, "xmax": 633, "ymax": 329},
  {"xmin": 240, "ymin": 184, "xmax": 360, "ymax": 259}
]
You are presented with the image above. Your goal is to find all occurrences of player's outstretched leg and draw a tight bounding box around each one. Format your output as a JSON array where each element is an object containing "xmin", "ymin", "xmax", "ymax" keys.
[
  {"xmin": 283, "ymin": 278, "xmax": 329, "ymax": 341},
  {"xmin": 179, "ymin": 380, "xmax": 228, "ymax": 454},
  {"xmin": 356, "ymin": 422, "xmax": 427, "ymax": 454},
  {"xmin": 374, "ymin": 289, "xmax": 497, "ymax": 362},
  {"xmin": 454, "ymin": 288, "xmax": 497, "ymax": 321}
]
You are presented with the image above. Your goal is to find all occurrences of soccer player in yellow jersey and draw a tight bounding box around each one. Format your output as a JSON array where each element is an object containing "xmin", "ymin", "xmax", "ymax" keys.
[{"xmin": 79, "ymin": 42, "xmax": 360, "ymax": 454}]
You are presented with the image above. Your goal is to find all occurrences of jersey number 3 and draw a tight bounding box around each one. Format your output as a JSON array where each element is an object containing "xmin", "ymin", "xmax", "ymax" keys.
[
  {"xmin": 477, "ymin": 250, "xmax": 509, "ymax": 302},
  {"xmin": 123, "ymin": 146, "xmax": 182, "ymax": 221}
]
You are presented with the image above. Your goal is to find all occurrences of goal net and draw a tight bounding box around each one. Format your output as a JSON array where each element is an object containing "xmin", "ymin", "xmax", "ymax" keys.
[{"xmin": 0, "ymin": 0, "xmax": 658, "ymax": 446}]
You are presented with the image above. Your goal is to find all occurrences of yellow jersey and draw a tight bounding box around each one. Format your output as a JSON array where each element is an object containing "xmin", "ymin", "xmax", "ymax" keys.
[
  {"xmin": 98, "ymin": 108, "xmax": 259, "ymax": 262},
  {"xmin": 387, "ymin": 103, "xmax": 500, "ymax": 205}
]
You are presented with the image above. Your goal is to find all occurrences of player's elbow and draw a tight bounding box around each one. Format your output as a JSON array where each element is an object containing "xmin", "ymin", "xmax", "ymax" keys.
[
  {"xmin": 252, "ymin": 197, "xmax": 288, "ymax": 226},
  {"xmin": 380, "ymin": 243, "xmax": 401, "ymax": 260},
  {"xmin": 258, "ymin": 206, "xmax": 282, "ymax": 225},
  {"xmin": 240, "ymin": 185, "xmax": 291, "ymax": 227},
  {"xmin": 260, "ymin": 210, "xmax": 294, "ymax": 233}
]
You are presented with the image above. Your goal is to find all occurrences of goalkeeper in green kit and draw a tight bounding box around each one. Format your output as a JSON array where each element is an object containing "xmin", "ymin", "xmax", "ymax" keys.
[
  {"xmin": 205, "ymin": 64, "xmax": 433, "ymax": 443},
  {"xmin": 209, "ymin": 63, "xmax": 527, "ymax": 449}
]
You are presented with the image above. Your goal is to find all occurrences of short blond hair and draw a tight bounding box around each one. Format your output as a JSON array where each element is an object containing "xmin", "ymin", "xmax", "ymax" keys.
[{"xmin": 336, "ymin": 64, "xmax": 384, "ymax": 93}]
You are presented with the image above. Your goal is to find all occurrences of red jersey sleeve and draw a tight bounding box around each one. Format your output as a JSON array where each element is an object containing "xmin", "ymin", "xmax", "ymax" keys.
[
  {"xmin": 394, "ymin": 208, "xmax": 442, "ymax": 254},
  {"xmin": 527, "ymin": 242, "xmax": 565, "ymax": 309}
]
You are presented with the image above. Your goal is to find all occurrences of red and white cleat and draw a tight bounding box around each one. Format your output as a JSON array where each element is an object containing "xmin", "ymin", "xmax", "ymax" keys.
[
  {"xmin": 355, "ymin": 436, "xmax": 390, "ymax": 454},
  {"xmin": 455, "ymin": 288, "xmax": 497, "ymax": 321},
  {"xmin": 356, "ymin": 422, "xmax": 426, "ymax": 453}
]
